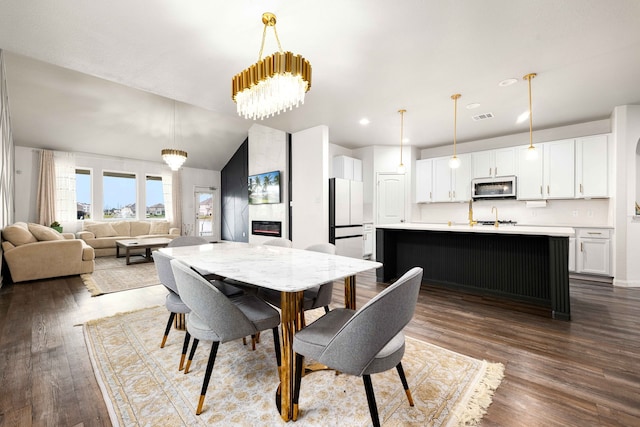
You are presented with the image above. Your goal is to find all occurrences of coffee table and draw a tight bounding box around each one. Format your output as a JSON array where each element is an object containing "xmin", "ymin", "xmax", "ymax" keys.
[{"xmin": 115, "ymin": 237, "xmax": 173, "ymax": 265}]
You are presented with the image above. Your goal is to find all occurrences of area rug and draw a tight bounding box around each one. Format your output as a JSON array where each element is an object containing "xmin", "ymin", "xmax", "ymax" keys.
[
  {"xmin": 81, "ymin": 257, "xmax": 161, "ymax": 296},
  {"xmin": 84, "ymin": 306, "xmax": 504, "ymax": 426}
]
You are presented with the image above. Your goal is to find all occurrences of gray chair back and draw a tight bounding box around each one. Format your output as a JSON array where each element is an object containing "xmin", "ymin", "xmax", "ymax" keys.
[
  {"xmin": 263, "ymin": 238, "xmax": 293, "ymax": 248},
  {"xmin": 153, "ymin": 250, "xmax": 179, "ymax": 294},
  {"xmin": 305, "ymin": 242, "xmax": 336, "ymax": 255},
  {"xmin": 168, "ymin": 236, "xmax": 208, "ymax": 247},
  {"xmin": 319, "ymin": 267, "xmax": 423, "ymax": 376},
  {"xmin": 171, "ymin": 259, "xmax": 258, "ymax": 341},
  {"xmin": 305, "ymin": 243, "xmax": 336, "ymax": 303}
]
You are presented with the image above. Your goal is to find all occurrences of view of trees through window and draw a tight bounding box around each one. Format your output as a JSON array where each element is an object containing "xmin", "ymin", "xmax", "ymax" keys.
[
  {"xmin": 76, "ymin": 169, "xmax": 91, "ymax": 219},
  {"xmin": 103, "ymin": 172, "xmax": 136, "ymax": 218},
  {"xmin": 145, "ymin": 176, "xmax": 165, "ymax": 218}
]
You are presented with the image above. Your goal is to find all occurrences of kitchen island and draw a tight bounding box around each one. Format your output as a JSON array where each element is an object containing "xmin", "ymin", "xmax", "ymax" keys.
[{"xmin": 376, "ymin": 223, "xmax": 575, "ymax": 320}]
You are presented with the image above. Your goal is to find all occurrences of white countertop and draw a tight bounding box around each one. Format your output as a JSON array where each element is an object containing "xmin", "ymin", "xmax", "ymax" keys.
[
  {"xmin": 159, "ymin": 241, "xmax": 382, "ymax": 292},
  {"xmin": 376, "ymin": 222, "xmax": 575, "ymax": 237}
]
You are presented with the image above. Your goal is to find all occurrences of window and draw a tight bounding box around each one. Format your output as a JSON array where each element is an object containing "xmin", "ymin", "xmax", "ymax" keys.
[
  {"xmin": 145, "ymin": 175, "xmax": 165, "ymax": 218},
  {"xmin": 76, "ymin": 169, "xmax": 91, "ymax": 219},
  {"xmin": 103, "ymin": 172, "xmax": 136, "ymax": 218}
]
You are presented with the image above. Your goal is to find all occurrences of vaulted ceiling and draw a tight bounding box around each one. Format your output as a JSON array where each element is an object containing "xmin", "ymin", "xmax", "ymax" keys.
[{"xmin": 1, "ymin": 1, "xmax": 639, "ymax": 170}]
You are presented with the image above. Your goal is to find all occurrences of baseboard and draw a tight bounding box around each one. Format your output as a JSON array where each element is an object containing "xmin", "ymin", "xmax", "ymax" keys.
[{"xmin": 569, "ymin": 273, "xmax": 614, "ymax": 285}]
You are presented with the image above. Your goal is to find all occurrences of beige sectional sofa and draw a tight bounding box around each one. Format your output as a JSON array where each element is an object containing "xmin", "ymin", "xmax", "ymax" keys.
[
  {"xmin": 76, "ymin": 220, "xmax": 180, "ymax": 257},
  {"xmin": 1, "ymin": 222, "xmax": 95, "ymax": 283}
]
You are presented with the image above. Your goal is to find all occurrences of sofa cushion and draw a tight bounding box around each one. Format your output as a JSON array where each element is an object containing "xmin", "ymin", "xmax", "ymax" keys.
[
  {"xmin": 130, "ymin": 221, "xmax": 150, "ymax": 236},
  {"xmin": 86, "ymin": 222, "xmax": 118, "ymax": 238},
  {"xmin": 149, "ymin": 221, "xmax": 170, "ymax": 235},
  {"xmin": 28, "ymin": 223, "xmax": 65, "ymax": 241},
  {"xmin": 2, "ymin": 222, "xmax": 37, "ymax": 246},
  {"xmin": 110, "ymin": 221, "xmax": 131, "ymax": 236}
]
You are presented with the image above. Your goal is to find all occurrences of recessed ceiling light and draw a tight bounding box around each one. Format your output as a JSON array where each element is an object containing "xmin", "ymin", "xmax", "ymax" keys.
[
  {"xmin": 498, "ymin": 78, "xmax": 518, "ymax": 87},
  {"xmin": 359, "ymin": 118, "xmax": 370, "ymax": 125},
  {"xmin": 466, "ymin": 103, "xmax": 481, "ymax": 110},
  {"xmin": 516, "ymin": 110, "xmax": 529, "ymax": 124}
]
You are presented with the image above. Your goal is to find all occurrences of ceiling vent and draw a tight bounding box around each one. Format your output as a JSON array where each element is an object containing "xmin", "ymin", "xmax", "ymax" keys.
[{"xmin": 472, "ymin": 112, "xmax": 494, "ymax": 121}]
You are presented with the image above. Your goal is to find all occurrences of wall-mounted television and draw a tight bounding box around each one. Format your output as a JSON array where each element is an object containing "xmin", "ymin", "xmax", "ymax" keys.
[{"xmin": 248, "ymin": 170, "xmax": 281, "ymax": 205}]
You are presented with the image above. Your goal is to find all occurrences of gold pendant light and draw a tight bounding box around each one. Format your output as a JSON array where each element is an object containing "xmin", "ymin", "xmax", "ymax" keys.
[
  {"xmin": 449, "ymin": 94, "xmax": 461, "ymax": 169},
  {"xmin": 397, "ymin": 109, "xmax": 406, "ymax": 174},
  {"xmin": 232, "ymin": 12, "xmax": 312, "ymax": 120},
  {"xmin": 523, "ymin": 73, "xmax": 538, "ymax": 160},
  {"xmin": 161, "ymin": 101, "xmax": 187, "ymax": 171}
]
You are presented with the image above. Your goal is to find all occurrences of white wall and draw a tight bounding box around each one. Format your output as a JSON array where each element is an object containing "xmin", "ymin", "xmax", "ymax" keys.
[
  {"xmin": 248, "ymin": 124, "xmax": 288, "ymax": 244},
  {"xmin": 612, "ymin": 105, "xmax": 640, "ymax": 287},
  {"xmin": 13, "ymin": 146, "xmax": 220, "ymax": 238},
  {"xmin": 292, "ymin": 126, "xmax": 329, "ymax": 249}
]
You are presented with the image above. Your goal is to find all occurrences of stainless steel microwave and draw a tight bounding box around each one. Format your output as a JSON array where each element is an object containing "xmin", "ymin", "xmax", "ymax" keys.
[{"xmin": 471, "ymin": 176, "xmax": 517, "ymax": 200}]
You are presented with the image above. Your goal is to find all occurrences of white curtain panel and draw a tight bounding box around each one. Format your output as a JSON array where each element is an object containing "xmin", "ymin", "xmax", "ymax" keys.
[
  {"xmin": 171, "ymin": 169, "xmax": 183, "ymax": 234},
  {"xmin": 54, "ymin": 151, "xmax": 76, "ymax": 222},
  {"xmin": 161, "ymin": 171, "xmax": 173, "ymax": 225}
]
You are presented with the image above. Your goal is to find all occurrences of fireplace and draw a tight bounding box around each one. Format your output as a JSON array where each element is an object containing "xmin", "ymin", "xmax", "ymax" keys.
[{"xmin": 251, "ymin": 220, "xmax": 282, "ymax": 237}]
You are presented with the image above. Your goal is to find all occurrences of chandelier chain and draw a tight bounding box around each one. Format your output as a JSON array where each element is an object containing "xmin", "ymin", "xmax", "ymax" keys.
[{"xmin": 258, "ymin": 18, "xmax": 284, "ymax": 61}]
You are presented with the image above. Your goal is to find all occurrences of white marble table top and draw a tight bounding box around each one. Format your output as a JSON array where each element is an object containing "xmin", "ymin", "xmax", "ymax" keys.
[{"xmin": 159, "ymin": 241, "xmax": 382, "ymax": 292}]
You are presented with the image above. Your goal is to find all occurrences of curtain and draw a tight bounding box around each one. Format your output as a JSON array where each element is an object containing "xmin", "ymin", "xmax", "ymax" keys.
[
  {"xmin": 172, "ymin": 169, "xmax": 183, "ymax": 234},
  {"xmin": 36, "ymin": 150, "xmax": 56, "ymax": 226},
  {"xmin": 54, "ymin": 151, "xmax": 76, "ymax": 222},
  {"xmin": 161, "ymin": 171, "xmax": 173, "ymax": 224}
]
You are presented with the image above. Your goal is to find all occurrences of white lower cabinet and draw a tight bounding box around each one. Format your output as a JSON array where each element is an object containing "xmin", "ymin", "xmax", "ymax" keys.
[
  {"xmin": 569, "ymin": 237, "xmax": 576, "ymax": 272},
  {"xmin": 363, "ymin": 223, "xmax": 374, "ymax": 259},
  {"xmin": 575, "ymin": 228, "xmax": 611, "ymax": 276}
]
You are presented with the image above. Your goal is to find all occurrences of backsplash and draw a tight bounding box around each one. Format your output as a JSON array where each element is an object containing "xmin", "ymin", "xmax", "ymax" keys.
[{"xmin": 417, "ymin": 198, "xmax": 611, "ymax": 227}]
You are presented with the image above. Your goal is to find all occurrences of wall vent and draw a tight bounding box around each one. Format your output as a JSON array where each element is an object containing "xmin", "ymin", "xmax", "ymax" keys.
[{"xmin": 472, "ymin": 112, "xmax": 494, "ymax": 121}]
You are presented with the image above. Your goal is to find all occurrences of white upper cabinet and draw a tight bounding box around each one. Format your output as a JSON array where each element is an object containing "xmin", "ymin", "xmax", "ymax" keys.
[
  {"xmin": 575, "ymin": 134, "xmax": 608, "ymax": 198},
  {"xmin": 415, "ymin": 159, "xmax": 434, "ymax": 203},
  {"xmin": 472, "ymin": 147, "xmax": 516, "ymax": 179},
  {"xmin": 333, "ymin": 155, "xmax": 363, "ymax": 181},
  {"xmin": 544, "ymin": 139, "xmax": 575, "ymax": 199},
  {"xmin": 517, "ymin": 144, "xmax": 545, "ymax": 199},
  {"xmin": 432, "ymin": 154, "xmax": 471, "ymax": 202}
]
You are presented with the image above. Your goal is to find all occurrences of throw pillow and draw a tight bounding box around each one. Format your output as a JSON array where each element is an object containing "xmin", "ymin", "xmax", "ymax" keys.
[
  {"xmin": 28, "ymin": 223, "xmax": 65, "ymax": 241},
  {"xmin": 1, "ymin": 222, "xmax": 38, "ymax": 246},
  {"xmin": 86, "ymin": 222, "xmax": 118, "ymax": 238},
  {"xmin": 149, "ymin": 221, "xmax": 170, "ymax": 235}
]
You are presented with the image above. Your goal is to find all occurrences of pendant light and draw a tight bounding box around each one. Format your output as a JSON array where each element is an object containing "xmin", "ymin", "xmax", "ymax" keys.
[
  {"xmin": 161, "ymin": 101, "xmax": 187, "ymax": 171},
  {"xmin": 523, "ymin": 73, "xmax": 538, "ymax": 161},
  {"xmin": 397, "ymin": 109, "xmax": 406, "ymax": 174},
  {"xmin": 449, "ymin": 94, "xmax": 461, "ymax": 169}
]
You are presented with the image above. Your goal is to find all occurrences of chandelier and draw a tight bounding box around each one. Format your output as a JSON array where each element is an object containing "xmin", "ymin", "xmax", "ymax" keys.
[
  {"xmin": 161, "ymin": 101, "xmax": 187, "ymax": 170},
  {"xmin": 523, "ymin": 73, "xmax": 538, "ymax": 160},
  {"xmin": 232, "ymin": 12, "xmax": 312, "ymax": 120},
  {"xmin": 449, "ymin": 94, "xmax": 461, "ymax": 169}
]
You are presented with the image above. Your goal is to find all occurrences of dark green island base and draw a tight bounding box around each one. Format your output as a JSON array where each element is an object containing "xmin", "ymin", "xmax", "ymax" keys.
[{"xmin": 376, "ymin": 227, "xmax": 571, "ymax": 320}]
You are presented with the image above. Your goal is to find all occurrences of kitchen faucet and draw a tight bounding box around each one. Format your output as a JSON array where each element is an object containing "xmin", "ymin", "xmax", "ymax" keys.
[
  {"xmin": 468, "ymin": 199, "xmax": 477, "ymax": 227},
  {"xmin": 492, "ymin": 206, "xmax": 499, "ymax": 228}
]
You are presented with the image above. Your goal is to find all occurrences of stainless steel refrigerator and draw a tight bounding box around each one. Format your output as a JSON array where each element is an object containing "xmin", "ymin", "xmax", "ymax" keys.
[{"xmin": 329, "ymin": 178, "xmax": 364, "ymax": 258}]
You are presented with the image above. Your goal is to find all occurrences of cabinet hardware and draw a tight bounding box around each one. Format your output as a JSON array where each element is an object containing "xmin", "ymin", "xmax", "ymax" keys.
[
  {"xmin": 449, "ymin": 191, "xmax": 451, "ymax": 198},
  {"xmin": 547, "ymin": 185, "xmax": 550, "ymax": 195},
  {"xmin": 540, "ymin": 185, "xmax": 543, "ymax": 195},
  {"xmin": 580, "ymin": 183, "xmax": 583, "ymax": 194},
  {"xmin": 587, "ymin": 232, "xmax": 602, "ymax": 235},
  {"xmin": 489, "ymin": 168, "xmax": 492, "ymax": 176},
  {"xmin": 580, "ymin": 242, "xmax": 583, "ymax": 252},
  {"xmin": 453, "ymin": 191, "xmax": 456, "ymax": 199},
  {"xmin": 429, "ymin": 191, "xmax": 432, "ymax": 200},
  {"xmin": 495, "ymin": 167, "xmax": 498, "ymax": 176}
]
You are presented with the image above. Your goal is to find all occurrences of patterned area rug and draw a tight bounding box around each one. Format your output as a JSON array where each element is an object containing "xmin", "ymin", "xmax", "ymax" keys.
[
  {"xmin": 84, "ymin": 306, "xmax": 504, "ymax": 426},
  {"xmin": 81, "ymin": 257, "xmax": 160, "ymax": 296}
]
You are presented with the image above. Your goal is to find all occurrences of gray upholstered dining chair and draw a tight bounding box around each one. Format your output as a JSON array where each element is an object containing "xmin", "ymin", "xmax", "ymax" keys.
[
  {"xmin": 258, "ymin": 242, "xmax": 336, "ymax": 314},
  {"xmin": 292, "ymin": 267, "xmax": 424, "ymax": 426},
  {"xmin": 170, "ymin": 258, "xmax": 282, "ymax": 416},
  {"xmin": 153, "ymin": 250, "xmax": 193, "ymax": 370}
]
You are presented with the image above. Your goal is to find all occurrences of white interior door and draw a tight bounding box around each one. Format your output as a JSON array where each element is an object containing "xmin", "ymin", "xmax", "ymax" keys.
[
  {"xmin": 195, "ymin": 188, "xmax": 216, "ymax": 237},
  {"xmin": 376, "ymin": 173, "xmax": 405, "ymax": 224}
]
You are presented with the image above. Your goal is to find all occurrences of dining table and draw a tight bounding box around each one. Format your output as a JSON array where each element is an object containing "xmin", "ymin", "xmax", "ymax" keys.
[{"xmin": 158, "ymin": 241, "xmax": 382, "ymax": 422}]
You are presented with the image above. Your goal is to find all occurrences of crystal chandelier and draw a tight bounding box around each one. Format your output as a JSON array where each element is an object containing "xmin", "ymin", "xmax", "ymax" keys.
[
  {"xmin": 449, "ymin": 94, "xmax": 461, "ymax": 169},
  {"xmin": 523, "ymin": 73, "xmax": 538, "ymax": 160},
  {"xmin": 161, "ymin": 101, "xmax": 187, "ymax": 170},
  {"xmin": 232, "ymin": 12, "xmax": 312, "ymax": 120}
]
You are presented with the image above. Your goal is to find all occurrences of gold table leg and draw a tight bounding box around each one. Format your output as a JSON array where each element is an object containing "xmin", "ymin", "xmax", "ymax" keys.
[
  {"xmin": 278, "ymin": 290, "xmax": 304, "ymax": 422},
  {"xmin": 174, "ymin": 313, "xmax": 186, "ymax": 331}
]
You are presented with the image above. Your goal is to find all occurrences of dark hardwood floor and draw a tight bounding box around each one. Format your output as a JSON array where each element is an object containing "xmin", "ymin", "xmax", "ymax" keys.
[{"xmin": 1, "ymin": 270, "xmax": 639, "ymax": 426}]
